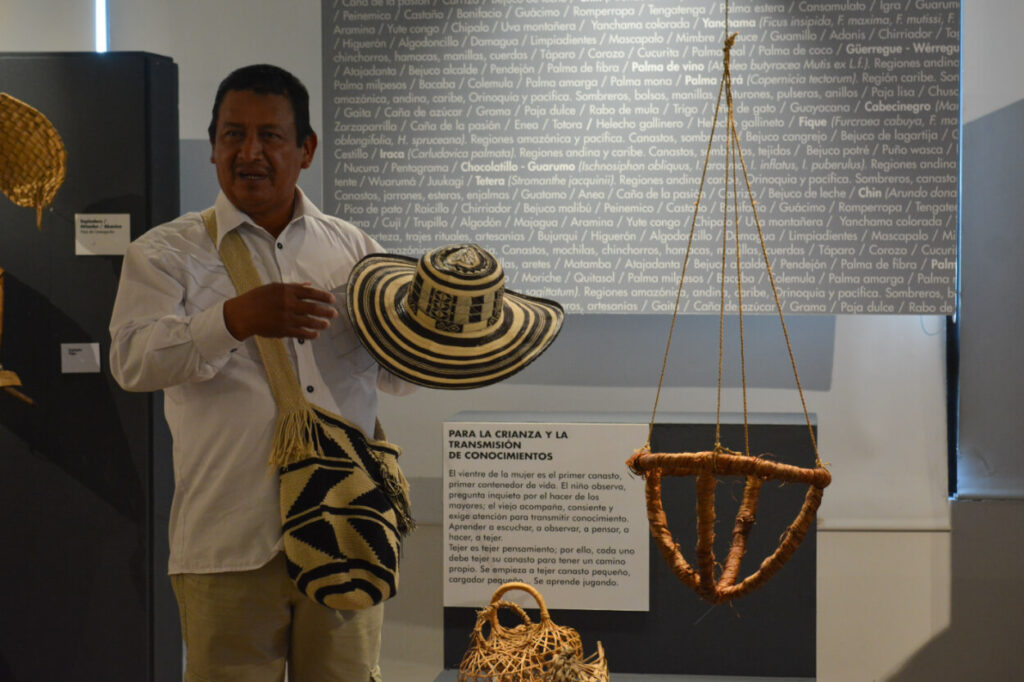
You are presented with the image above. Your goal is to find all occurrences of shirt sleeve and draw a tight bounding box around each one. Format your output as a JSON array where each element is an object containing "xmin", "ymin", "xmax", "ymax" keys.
[
  {"xmin": 377, "ymin": 368, "xmax": 419, "ymax": 396},
  {"xmin": 109, "ymin": 237, "xmax": 241, "ymax": 392}
]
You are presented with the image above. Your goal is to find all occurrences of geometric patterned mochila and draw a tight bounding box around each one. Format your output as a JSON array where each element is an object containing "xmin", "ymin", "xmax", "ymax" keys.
[
  {"xmin": 197, "ymin": 206, "xmax": 413, "ymax": 612},
  {"xmin": 280, "ymin": 407, "xmax": 411, "ymax": 611}
]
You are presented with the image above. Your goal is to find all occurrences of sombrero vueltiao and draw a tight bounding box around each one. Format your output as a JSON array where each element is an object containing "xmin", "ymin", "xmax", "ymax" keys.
[{"xmin": 347, "ymin": 244, "xmax": 564, "ymax": 389}]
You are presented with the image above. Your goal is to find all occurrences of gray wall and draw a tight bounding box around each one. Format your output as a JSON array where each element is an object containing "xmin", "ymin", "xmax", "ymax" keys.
[{"xmin": 957, "ymin": 101, "xmax": 1024, "ymax": 498}]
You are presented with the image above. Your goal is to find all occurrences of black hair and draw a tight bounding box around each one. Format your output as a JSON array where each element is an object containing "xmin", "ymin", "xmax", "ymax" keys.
[{"xmin": 207, "ymin": 64, "xmax": 314, "ymax": 146}]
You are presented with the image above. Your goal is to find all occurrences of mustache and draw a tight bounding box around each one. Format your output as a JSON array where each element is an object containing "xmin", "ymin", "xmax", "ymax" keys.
[{"xmin": 234, "ymin": 165, "xmax": 271, "ymax": 176}]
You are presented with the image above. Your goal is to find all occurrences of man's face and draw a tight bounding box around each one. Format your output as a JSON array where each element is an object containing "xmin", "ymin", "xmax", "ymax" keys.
[{"xmin": 210, "ymin": 90, "xmax": 317, "ymax": 233}]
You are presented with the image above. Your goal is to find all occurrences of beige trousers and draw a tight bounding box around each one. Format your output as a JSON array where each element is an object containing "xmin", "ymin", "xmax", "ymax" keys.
[{"xmin": 171, "ymin": 553, "xmax": 383, "ymax": 682}]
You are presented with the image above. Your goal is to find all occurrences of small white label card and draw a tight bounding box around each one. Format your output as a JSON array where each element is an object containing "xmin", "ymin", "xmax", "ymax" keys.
[
  {"xmin": 61, "ymin": 343, "xmax": 101, "ymax": 374},
  {"xmin": 75, "ymin": 213, "xmax": 130, "ymax": 256}
]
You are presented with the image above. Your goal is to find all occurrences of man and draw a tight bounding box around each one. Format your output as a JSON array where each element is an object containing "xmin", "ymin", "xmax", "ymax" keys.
[{"xmin": 109, "ymin": 64, "xmax": 412, "ymax": 682}]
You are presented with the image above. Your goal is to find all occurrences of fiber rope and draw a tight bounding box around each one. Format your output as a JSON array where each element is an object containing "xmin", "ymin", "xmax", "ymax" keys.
[{"xmin": 645, "ymin": 11, "xmax": 819, "ymax": 466}]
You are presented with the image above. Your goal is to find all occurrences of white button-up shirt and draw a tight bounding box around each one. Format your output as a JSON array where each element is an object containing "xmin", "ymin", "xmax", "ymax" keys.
[{"xmin": 110, "ymin": 190, "xmax": 413, "ymax": 574}]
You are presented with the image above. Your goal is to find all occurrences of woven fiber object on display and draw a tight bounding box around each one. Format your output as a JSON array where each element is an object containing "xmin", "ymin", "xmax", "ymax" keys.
[
  {"xmin": 627, "ymin": 447, "xmax": 830, "ymax": 604},
  {"xmin": 0, "ymin": 93, "xmax": 66, "ymax": 228},
  {"xmin": 629, "ymin": 0, "xmax": 830, "ymax": 605},
  {"xmin": 0, "ymin": 268, "xmax": 33, "ymax": 404},
  {"xmin": 457, "ymin": 582, "xmax": 608, "ymax": 682},
  {"xmin": 347, "ymin": 244, "xmax": 564, "ymax": 389},
  {"xmin": 277, "ymin": 406, "xmax": 411, "ymax": 610}
]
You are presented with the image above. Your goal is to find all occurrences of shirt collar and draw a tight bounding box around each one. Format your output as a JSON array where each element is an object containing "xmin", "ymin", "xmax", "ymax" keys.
[{"xmin": 212, "ymin": 187, "xmax": 323, "ymax": 248}]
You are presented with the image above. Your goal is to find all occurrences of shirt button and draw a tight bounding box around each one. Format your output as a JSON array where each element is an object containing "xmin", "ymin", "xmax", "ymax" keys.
[
  {"xmin": 306, "ymin": 385, "xmax": 314, "ymax": 393},
  {"xmin": 276, "ymin": 242, "xmax": 283, "ymax": 250},
  {"xmin": 297, "ymin": 338, "xmax": 305, "ymax": 345}
]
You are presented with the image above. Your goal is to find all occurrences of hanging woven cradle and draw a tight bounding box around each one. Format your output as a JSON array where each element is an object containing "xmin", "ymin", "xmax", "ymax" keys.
[{"xmin": 626, "ymin": 13, "xmax": 831, "ymax": 605}]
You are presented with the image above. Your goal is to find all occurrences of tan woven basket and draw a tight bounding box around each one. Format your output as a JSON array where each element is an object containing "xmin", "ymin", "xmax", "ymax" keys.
[
  {"xmin": 457, "ymin": 581, "xmax": 609, "ymax": 682},
  {"xmin": 0, "ymin": 268, "xmax": 33, "ymax": 404},
  {"xmin": 0, "ymin": 93, "xmax": 66, "ymax": 228}
]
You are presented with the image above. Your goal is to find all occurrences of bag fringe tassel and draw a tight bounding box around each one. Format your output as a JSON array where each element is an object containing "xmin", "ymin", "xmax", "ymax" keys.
[{"xmin": 269, "ymin": 406, "xmax": 321, "ymax": 468}]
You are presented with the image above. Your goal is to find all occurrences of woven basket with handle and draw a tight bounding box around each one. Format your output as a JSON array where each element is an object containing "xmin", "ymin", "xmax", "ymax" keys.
[{"xmin": 457, "ymin": 581, "xmax": 609, "ymax": 682}]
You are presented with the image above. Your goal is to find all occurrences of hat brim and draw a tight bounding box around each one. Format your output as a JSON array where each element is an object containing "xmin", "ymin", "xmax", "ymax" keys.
[{"xmin": 347, "ymin": 253, "xmax": 564, "ymax": 389}]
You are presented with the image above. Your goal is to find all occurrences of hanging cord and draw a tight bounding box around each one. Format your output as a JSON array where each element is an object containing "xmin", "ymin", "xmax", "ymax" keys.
[
  {"xmin": 713, "ymin": 0, "xmax": 731, "ymax": 453},
  {"xmin": 645, "ymin": 71, "xmax": 727, "ymax": 448},
  {"xmin": 729, "ymin": 112, "xmax": 820, "ymax": 464},
  {"xmin": 713, "ymin": 50, "xmax": 732, "ymax": 452},
  {"xmin": 646, "ymin": 31, "xmax": 734, "ymax": 449},
  {"xmin": 713, "ymin": 0, "xmax": 733, "ymax": 448},
  {"xmin": 645, "ymin": 0, "xmax": 820, "ymax": 466},
  {"xmin": 713, "ymin": 29, "xmax": 750, "ymax": 457},
  {"xmin": 728, "ymin": 72, "xmax": 752, "ymax": 458}
]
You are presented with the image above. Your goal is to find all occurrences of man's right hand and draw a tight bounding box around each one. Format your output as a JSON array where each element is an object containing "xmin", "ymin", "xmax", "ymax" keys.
[{"xmin": 222, "ymin": 282, "xmax": 337, "ymax": 341}]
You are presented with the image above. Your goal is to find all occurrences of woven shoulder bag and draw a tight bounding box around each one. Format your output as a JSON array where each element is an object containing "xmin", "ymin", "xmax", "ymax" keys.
[{"xmin": 201, "ymin": 208, "xmax": 413, "ymax": 611}]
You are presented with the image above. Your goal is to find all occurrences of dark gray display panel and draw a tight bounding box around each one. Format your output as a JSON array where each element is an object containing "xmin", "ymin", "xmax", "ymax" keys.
[
  {"xmin": 0, "ymin": 52, "xmax": 180, "ymax": 682},
  {"xmin": 324, "ymin": 0, "xmax": 959, "ymax": 314}
]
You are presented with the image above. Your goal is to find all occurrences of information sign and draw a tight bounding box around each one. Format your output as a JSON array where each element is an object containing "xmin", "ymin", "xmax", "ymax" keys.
[{"xmin": 443, "ymin": 420, "xmax": 649, "ymax": 611}]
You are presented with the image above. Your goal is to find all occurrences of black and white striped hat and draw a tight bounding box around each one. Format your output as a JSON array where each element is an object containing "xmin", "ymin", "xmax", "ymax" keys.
[{"xmin": 346, "ymin": 244, "xmax": 564, "ymax": 389}]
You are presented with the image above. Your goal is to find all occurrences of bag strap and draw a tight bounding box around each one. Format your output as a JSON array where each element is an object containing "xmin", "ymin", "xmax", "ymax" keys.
[
  {"xmin": 201, "ymin": 208, "xmax": 326, "ymax": 467},
  {"xmin": 200, "ymin": 210, "xmax": 306, "ymax": 404}
]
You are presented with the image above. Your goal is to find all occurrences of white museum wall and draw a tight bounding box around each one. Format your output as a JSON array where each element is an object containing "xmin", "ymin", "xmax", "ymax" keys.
[
  {"xmin": 0, "ymin": 0, "xmax": 94, "ymax": 52},
  {"xmin": 6, "ymin": 0, "xmax": 1022, "ymax": 679},
  {"xmin": 106, "ymin": 0, "xmax": 325, "ymax": 208},
  {"xmin": 961, "ymin": 2, "xmax": 1024, "ymax": 124}
]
